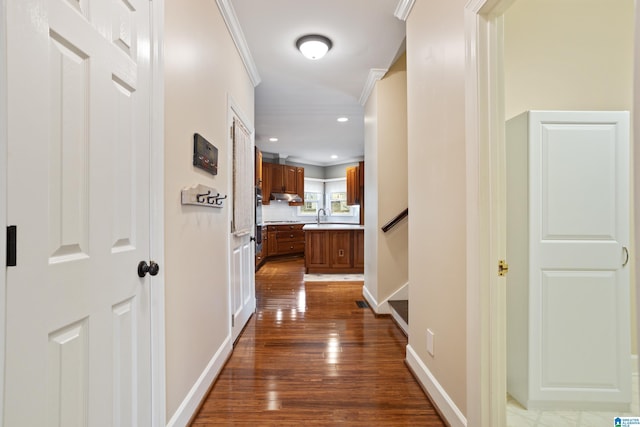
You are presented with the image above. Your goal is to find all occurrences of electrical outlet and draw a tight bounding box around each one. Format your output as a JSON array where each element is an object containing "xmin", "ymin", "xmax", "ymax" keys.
[{"xmin": 427, "ymin": 329, "xmax": 435, "ymax": 357}]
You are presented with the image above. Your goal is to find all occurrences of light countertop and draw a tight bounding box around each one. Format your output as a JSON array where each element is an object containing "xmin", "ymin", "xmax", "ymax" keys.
[{"xmin": 302, "ymin": 223, "xmax": 364, "ymax": 231}]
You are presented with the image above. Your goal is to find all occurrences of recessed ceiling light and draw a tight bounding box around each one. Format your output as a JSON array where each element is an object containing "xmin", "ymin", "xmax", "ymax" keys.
[
  {"xmin": 296, "ymin": 34, "xmax": 332, "ymax": 60},
  {"xmin": 269, "ymin": 137, "xmax": 278, "ymax": 142},
  {"xmin": 337, "ymin": 117, "xmax": 349, "ymax": 122},
  {"xmin": 331, "ymin": 155, "xmax": 338, "ymax": 159}
]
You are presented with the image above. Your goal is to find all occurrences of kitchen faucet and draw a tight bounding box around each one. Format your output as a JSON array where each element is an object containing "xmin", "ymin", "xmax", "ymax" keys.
[{"xmin": 317, "ymin": 208, "xmax": 326, "ymax": 225}]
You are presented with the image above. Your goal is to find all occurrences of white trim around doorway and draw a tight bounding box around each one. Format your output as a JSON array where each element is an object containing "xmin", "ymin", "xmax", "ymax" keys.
[
  {"xmin": 464, "ymin": 0, "xmax": 515, "ymax": 426},
  {"xmin": 0, "ymin": 0, "xmax": 8, "ymax": 423},
  {"xmin": 150, "ymin": 0, "xmax": 167, "ymax": 425}
]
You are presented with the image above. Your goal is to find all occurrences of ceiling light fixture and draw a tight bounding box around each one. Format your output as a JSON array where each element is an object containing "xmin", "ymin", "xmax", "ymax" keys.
[
  {"xmin": 337, "ymin": 117, "xmax": 349, "ymax": 122},
  {"xmin": 331, "ymin": 155, "xmax": 338, "ymax": 159},
  {"xmin": 296, "ymin": 34, "xmax": 332, "ymax": 60},
  {"xmin": 269, "ymin": 137, "xmax": 279, "ymax": 142}
]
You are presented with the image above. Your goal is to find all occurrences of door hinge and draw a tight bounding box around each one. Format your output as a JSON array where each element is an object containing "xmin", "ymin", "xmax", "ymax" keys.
[
  {"xmin": 498, "ymin": 260, "xmax": 509, "ymax": 277},
  {"xmin": 7, "ymin": 225, "xmax": 16, "ymax": 267},
  {"xmin": 231, "ymin": 314, "xmax": 235, "ymax": 327}
]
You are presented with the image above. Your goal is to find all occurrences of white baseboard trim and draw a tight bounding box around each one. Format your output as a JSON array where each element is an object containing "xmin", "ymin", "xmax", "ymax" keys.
[
  {"xmin": 362, "ymin": 282, "xmax": 409, "ymax": 315},
  {"xmin": 390, "ymin": 307, "xmax": 408, "ymax": 335},
  {"xmin": 362, "ymin": 285, "xmax": 380, "ymax": 313},
  {"xmin": 166, "ymin": 336, "xmax": 233, "ymax": 427},
  {"xmin": 406, "ymin": 344, "xmax": 467, "ymax": 427}
]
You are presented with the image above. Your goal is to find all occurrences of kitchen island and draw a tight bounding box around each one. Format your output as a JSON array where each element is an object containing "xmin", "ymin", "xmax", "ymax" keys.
[{"xmin": 303, "ymin": 223, "xmax": 364, "ymax": 274}]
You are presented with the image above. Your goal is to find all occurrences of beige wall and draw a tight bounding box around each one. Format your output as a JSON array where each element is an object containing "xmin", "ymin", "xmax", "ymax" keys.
[
  {"xmin": 377, "ymin": 54, "xmax": 409, "ymax": 301},
  {"xmin": 364, "ymin": 86, "xmax": 379, "ymax": 299},
  {"xmin": 363, "ymin": 54, "xmax": 408, "ymax": 306},
  {"xmin": 406, "ymin": 0, "xmax": 468, "ymax": 415},
  {"xmin": 504, "ymin": 0, "xmax": 637, "ymax": 352},
  {"xmin": 504, "ymin": 0, "xmax": 634, "ymax": 119},
  {"xmin": 164, "ymin": 0, "xmax": 254, "ymax": 420}
]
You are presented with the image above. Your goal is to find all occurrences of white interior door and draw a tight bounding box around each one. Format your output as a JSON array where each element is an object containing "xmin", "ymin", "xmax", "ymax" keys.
[
  {"xmin": 230, "ymin": 113, "xmax": 256, "ymax": 343},
  {"xmin": 532, "ymin": 111, "xmax": 631, "ymax": 408},
  {"xmin": 5, "ymin": 0, "xmax": 153, "ymax": 425},
  {"xmin": 507, "ymin": 110, "xmax": 631, "ymax": 410}
]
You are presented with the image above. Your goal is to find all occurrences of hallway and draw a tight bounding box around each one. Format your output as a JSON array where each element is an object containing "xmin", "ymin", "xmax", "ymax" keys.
[{"xmin": 190, "ymin": 257, "xmax": 445, "ymax": 426}]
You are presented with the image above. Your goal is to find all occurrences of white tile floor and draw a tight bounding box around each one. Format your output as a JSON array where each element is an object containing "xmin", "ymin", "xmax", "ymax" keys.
[{"xmin": 507, "ymin": 373, "xmax": 639, "ymax": 427}]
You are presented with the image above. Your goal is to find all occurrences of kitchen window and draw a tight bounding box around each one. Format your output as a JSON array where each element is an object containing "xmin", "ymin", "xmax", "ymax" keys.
[
  {"xmin": 330, "ymin": 192, "xmax": 351, "ymax": 215},
  {"xmin": 299, "ymin": 191, "xmax": 322, "ymax": 215}
]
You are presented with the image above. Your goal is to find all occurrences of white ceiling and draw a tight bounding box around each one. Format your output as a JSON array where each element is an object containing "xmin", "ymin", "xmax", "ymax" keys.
[{"xmin": 229, "ymin": 0, "xmax": 407, "ymax": 166}]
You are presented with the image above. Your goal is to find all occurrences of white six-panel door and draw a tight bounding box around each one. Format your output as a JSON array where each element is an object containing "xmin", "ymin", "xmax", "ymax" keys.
[{"xmin": 5, "ymin": 0, "xmax": 153, "ymax": 425}]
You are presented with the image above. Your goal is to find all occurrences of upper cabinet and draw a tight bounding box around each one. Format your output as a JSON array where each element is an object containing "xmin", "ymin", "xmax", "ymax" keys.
[
  {"xmin": 255, "ymin": 147, "xmax": 263, "ymax": 188},
  {"xmin": 262, "ymin": 162, "xmax": 272, "ymax": 205},
  {"xmin": 261, "ymin": 161, "xmax": 304, "ymax": 205},
  {"xmin": 346, "ymin": 161, "xmax": 364, "ymax": 206},
  {"xmin": 296, "ymin": 167, "xmax": 304, "ymax": 199},
  {"xmin": 282, "ymin": 165, "xmax": 298, "ymax": 194}
]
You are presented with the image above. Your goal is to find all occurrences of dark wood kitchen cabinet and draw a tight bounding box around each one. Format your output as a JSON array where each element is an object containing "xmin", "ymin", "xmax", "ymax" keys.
[
  {"xmin": 304, "ymin": 230, "xmax": 330, "ymax": 269},
  {"xmin": 346, "ymin": 165, "xmax": 360, "ymax": 205},
  {"xmin": 255, "ymin": 227, "xmax": 268, "ymax": 271},
  {"xmin": 267, "ymin": 226, "xmax": 277, "ymax": 254},
  {"xmin": 255, "ymin": 147, "xmax": 263, "ymax": 188},
  {"xmin": 346, "ymin": 161, "xmax": 365, "ymax": 224},
  {"xmin": 354, "ymin": 229, "xmax": 364, "ymax": 269},
  {"xmin": 330, "ymin": 230, "xmax": 353, "ymax": 269},
  {"xmin": 304, "ymin": 228, "xmax": 363, "ymax": 274},
  {"xmin": 261, "ymin": 162, "xmax": 271, "ymax": 205},
  {"xmin": 266, "ymin": 224, "xmax": 305, "ymax": 256},
  {"xmin": 270, "ymin": 164, "xmax": 301, "ymax": 195},
  {"xmin": 262, "ymin": 162, "xmax": 304, "ymax": 204},
  {"xmin": 291, "ymin": 167, "xmax": 304, "ymax": 206}
]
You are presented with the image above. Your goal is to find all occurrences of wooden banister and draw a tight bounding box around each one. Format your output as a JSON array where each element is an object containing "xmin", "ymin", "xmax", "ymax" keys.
[{"xmin": 381, "ymin": 208, "xmax": 408, "ymax": 233}]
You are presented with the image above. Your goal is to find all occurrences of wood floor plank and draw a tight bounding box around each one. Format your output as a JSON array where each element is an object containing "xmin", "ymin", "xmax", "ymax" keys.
[{"xmin": 190, "ymin": 257, "xmax": 445, "ymax": 426}]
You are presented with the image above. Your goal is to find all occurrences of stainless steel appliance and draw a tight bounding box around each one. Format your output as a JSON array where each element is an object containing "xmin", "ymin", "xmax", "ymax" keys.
[{"xmin": 255, "ymin": 187, "xmax": 263, "ymax": 252}]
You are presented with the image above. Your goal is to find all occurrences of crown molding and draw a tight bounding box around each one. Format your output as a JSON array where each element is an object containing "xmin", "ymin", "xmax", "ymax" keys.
[
  {"xmin": 216, "ymin": 0, "xmax": 261, "ymax": 87},
  {"xmin": 359, "ymin": 68, "xmax": 388, "ymax": 106},
  {"xmin": 394, "ymin": 0, "xmax": 416, "ymax": 21}
]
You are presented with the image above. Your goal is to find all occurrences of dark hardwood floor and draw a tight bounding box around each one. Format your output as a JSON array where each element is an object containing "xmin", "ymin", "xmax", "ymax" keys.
[{"xmin": 190, "ymin": 256, "xmax": 445, "ymax": 426}]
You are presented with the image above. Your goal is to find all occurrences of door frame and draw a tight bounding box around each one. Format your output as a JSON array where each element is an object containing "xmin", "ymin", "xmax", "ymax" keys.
[
  {"xmin": 465, "ymin": 1, "xmax": 510, "ymax": 425},
  {"xmin": 150, "ymin": 0, "xmax": 167, "ymax": 424},
  {"xmin": 0, "ymin": 0, "xmax": 166, "ymax": 424},
  {"xmin": 226, "ymin": 93, "xmax": 256, "ymax": 341},
  {"xmin": 465, "ymin": 0, "xmax": 639, "ymax": 426},
  {"xmin": 0, "ymin": 0, "xmax": 8, "ymax": 422}
]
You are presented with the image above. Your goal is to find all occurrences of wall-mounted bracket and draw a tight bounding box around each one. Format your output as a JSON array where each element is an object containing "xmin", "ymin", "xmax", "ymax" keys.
[{"xmin": 181, "ymin": 184, "xmax": 227, "ymax": 208}]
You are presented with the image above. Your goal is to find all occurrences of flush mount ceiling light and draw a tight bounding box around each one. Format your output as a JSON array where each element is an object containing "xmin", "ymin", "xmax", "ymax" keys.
[
  {"xmin": 337, "ymin": 117, "xmax": 349, "ymax": 122},
  {"xmin": 269, "ymin": 137, "xmax": 279, "ymax": 142},
  {"xmin": 296, "ymin": 34, "xmax": 332, "ymax": 60}
]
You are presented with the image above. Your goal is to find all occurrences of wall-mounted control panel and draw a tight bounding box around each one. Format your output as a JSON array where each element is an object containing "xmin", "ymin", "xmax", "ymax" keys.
[{"xmin": 193, "ymin": 133, "xmax": 218, "ymax": 176}]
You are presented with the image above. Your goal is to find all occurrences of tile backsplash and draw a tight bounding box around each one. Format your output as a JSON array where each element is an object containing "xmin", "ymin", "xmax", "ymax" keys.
[{"xmin": 261, "ymin": 201, "xmax": 360, "ymax": 224}]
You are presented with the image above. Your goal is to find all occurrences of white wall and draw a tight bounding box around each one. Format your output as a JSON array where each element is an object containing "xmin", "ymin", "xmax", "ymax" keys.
[
  {"xmin": 164, "ymin": 0, "xmax": 254, "ymax": 421},
  {"xmin": 406, "ymin": 0, "xmax": 468, "ymax": 419}
]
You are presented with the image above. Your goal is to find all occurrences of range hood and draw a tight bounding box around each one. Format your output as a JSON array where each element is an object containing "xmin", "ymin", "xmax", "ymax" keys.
[{"xmin": 270, "ymin": 192, "xmax": 303, "ymax": 203}]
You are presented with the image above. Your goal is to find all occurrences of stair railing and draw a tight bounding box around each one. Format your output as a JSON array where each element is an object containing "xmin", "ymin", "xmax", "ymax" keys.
[{"xmin": 381, "ymin": 208, "xmax": 408, "ymax": 233}]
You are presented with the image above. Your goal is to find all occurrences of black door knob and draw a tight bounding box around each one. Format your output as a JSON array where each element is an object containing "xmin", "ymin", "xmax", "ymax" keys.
[{"xmin": 138, "ymin": 260, "xmax": 160, "ymax": 278}]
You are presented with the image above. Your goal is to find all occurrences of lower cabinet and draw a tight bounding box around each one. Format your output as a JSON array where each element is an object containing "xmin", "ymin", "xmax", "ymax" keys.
[
  {"xmin": 255, "ymin": 227, "xmax": 268, "ymax": 271},
  {"xmin": 305, "ymin": 229, "xmax": 363, "ymax": 274},
  {"xmin": 354, "ymin": 230, "xmax": 364, "ymax": 269},
  {"xmin": 266, "ymin": 224, "xmax": 305, "ymax": 257}
]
